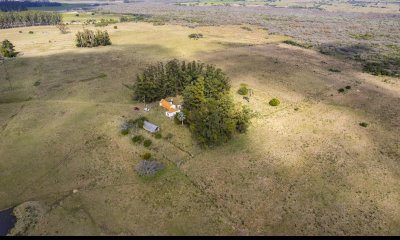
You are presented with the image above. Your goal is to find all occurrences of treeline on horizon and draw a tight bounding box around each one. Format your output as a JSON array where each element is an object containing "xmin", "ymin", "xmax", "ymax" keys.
[
  {"xmin": 0, "ymin": 10, "xmax": 62, "ymax": 28},
  {"xmin": 0, "ymin": 0, "xmax": 61, "ymax": 12}
]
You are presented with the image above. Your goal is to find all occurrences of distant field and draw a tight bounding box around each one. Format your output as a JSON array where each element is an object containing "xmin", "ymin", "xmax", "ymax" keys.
[{"xmin": 0, "ymin": 15, "xmax": 399, "ymax": 235}]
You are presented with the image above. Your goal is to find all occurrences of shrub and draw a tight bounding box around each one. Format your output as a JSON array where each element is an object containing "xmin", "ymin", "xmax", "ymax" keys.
[
  {"xmin": 237, "ymin": 86, "xmax": 249, "ymax": 95},
  {"xmin": 19, "ymin": 31, "xmax": 22, "ymax": 33},
  {"xmin": 28, "ymin": 31, "xmax": 34, "ymax": 34},
  {"xmin": 188, "ymin": 33, "xmax": 203, "ymax": 39},
  {"xmin": 121, "ymin": 129, "xmax": 129, "ymax": 135},
  {"xmin": 33, "ymin": 80, "xmax": 41, "ymax": 86},
  {"xmin": 143, "ymin": 139, "xmax": 152, "ymax": 148},
  {"xmin": 114, "ymin": 26, "xmax": 118, "ymax": 29},
  {"xmin": 283, "ymin": 39, "xmax": 312, "ymax": 49},
  {"xmin": 269, "ymin": 98, "xmax": 280, "ymax": 106},
  {"xmin": 135, "ymin": 160, "xmax": 164, "ymax": 176},
  {"xmin": 0, "ymin": 40, "xmax": 17, "ymax": 58},
  {"xmin": 154, "ymin": 133, "xmax": 162, "ymax": 139},
  {"xmin": 132, "ymin": 135, "xmax": 144, "ymax": 143},
  {"xmin": 75, "ymin": 14, "xmax": 79, "ymax": 17},
  {"xmin": 142, "ymin": 152, "xmax": 152, "ymax": 160},
  {"xmin": 329, "ymin": 68, "xmax": 341, "ymax": 72},
  {"xmin": 345, "ymin": 85, "xmax": 351, "ymax": 90},
  {"xmin": 359, "ymin": 122, "xmax": 368, "ymax": 127},
  {"xmin": 338, "ymin": 88, "xmax": 345, "ymax": 93},
  {"xmin": 241, "ymin": 26, "xmax": 252, "ymax": 31}
]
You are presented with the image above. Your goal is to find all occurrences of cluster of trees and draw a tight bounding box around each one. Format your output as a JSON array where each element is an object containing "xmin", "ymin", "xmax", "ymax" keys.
[
  {"xmin": 0, "ymin": 11, "xmax": 62, "ymax": 29},
  {"xmin": 75, "ymin": 29, "xmax": 111, "ymax": 48},
  {"xmin": 133, "ymin": 59, "xmax": 253, "ymax": 147},
  {"xmin": 0, "ymin": 0, "xmax": 61, "ymax": 12},
  {"xmin": 0, "ymin": 39, "xmax": 17, "ymax": 57}
]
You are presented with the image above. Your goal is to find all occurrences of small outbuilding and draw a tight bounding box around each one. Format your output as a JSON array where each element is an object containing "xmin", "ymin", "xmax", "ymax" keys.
[{"xmin": 143, "ymin": 121, "xmax": 160, "ymax": 133}]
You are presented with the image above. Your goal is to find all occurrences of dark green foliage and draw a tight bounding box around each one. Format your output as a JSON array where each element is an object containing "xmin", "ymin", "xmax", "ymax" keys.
[
  {"xmin": 241, "ymin": 26, "xmax": 252, "ymax": 31},
  {"xmin": 142, "ymin": 152, "xmax": 152, "ymax": 160},
  {"xmin": 363, "ymin": 58, "xmax": 400, "ymax": 77},
  {"xmin": 283, "ymin": 39, "xmax": 312, "ymax": 49},
  {"xmin": 338, "ymin": 88, "xmax": 345, "ymax": 93},
  {"xmin": 134, "ymin": 59, "xmax": 252, "ymax": 147},
  {"xmin": 237, "ymin": 86, "xmax": 249, "ymax": 95},
  {"xmin": 359, "ymin": 122, "xmax": 368, "ymax": 127},
  {"xmin": 28, "ymin": 30, "xmax": 33, "ymax": 34},
  {"xmin": 75, "ymin": 29, "xmax": 111, "ymax": 48},
  {"xmin": 154, "ymin": 133, "xmax": 162, "ymax": 139},
  {"xmin": 143, "ymin": 139, "xmax": 152, "ymax": 148},
  {"xmin": 132, "ymin": 135, "xmax": 144, "ymax": 144},
  {"xmin": 133, "ymin": 59, "xmax": 225, "ymax": 102},
  {"xmin": 0, "ymin": 11, "xmax": 62, "ymax": 29},
  {"xmin": 75, "ymin": 14, "xmax": 79, "ymax": 17},
  {"xmin": 0, "ymin": 39, "xmax": 17, "ymax": 57},
  {"xmin": 345, "ymin": 85, "xmax": 351, "ymax": 89},
  {"xmin": 121, "ymin": 128, "xmax": 129, "ymax": 135},
  {"xmin": 188, "ymin": 33, "xmax": 203, "ymax": 39},
  {"xmin": 329, "ymin": 68, "xmax": 341, "ymax": 73},
  {"xmin": 269, "ymin": 98, "xmax": 280, "ymax": 106},
  {"xmin": 113, "ymin": 25, "xmax": 117, "ymax": 29},
  {"xmin": 33, "ymin": 80, "xmax": 40, "ymax": 86}
]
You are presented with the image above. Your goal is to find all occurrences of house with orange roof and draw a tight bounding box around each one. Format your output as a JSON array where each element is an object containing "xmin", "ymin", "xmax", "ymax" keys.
[{"xmin": 159, "ymin": 99, "xmax": 180, "ymax": 118}]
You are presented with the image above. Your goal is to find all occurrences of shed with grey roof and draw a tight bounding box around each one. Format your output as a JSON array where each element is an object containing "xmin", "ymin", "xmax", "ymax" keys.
[{"xmin": 143, "ymin": 121, "xmax": 160, "ymax": 133}]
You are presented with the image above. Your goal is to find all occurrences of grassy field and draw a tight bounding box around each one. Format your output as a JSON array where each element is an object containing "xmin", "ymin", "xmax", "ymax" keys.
[{"xmin": 0, "ymin": 18, "xmax": 399, "ymax": 235}]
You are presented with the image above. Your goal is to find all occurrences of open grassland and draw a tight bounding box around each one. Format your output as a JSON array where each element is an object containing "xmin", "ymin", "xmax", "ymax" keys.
[{"xmin": 0, "ymin": 20, "xmax": 400, "ymax": 235}]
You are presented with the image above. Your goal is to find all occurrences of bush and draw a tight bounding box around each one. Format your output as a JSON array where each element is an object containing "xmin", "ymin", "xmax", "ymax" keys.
[
  {"xmin": 188, "ymin": 33, "xmax": 203, "ymax": 39},
  {"xmin": 75, "ymin": 14, "xmax": 79, "ymax": 17},
  {"xmin": 345, "ymin": 85, "xmax": 351, "ymax": 90},
  {"xmin": 121, "ymin": 128, "xmax": 129, "ymax": 135},
  {"xmin": 359, "ymin": 122, "xmax": 369, "ymax": 127},
  {"xmin": 114, "ymin": 26, "xmax": 118, "ymax": 29},
  {"xmin": 283, "ymin": 39, "xmax": 312, "ymax": 49},
  {"xmin": 142, "ymin": 152, "xmax": 152, "ymax": 160},
  {"xmin": 338, "ymin": 88, "xmax": 345, "ymax": 93},
  {"xmin": 154, "ymin": 133, "xmax": 162, "ymax": 139},
  {"xmin": 28, "ymin": 31, "xmax": 34, "ymax": 34},
  {"xmin": 143, "ymin": 139, "xmax": 152, "ymax": 148},
  {"xmin": 329, "ymin": 68, "xmax": 341, "ymax": 73},
  {"xmin": 33, "ymin": 80, "xmax": 41, "ymax": 86},
  {"xmin": 132, "ymin": 135, "xmax": 144, "ymax": 144},
  {"xmin": 237, "ymin": 86, "xmax": 249, "ymax": 95},
  {"xmin": 135, "ymin": 160, "xmax": 164, "ymax": 176},
  {"xmin": 269, "ymin": 98, "xmax": 280, "ymax": 106},
  {"xmin": 0, "ymin": 40, "xmax": 17, "ymax": 58}
]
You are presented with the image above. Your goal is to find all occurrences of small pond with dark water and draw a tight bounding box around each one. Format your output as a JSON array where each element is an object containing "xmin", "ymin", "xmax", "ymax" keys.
[{"xmin": 0, "ymin": 208, "xmax": 16, "ymax": 236}]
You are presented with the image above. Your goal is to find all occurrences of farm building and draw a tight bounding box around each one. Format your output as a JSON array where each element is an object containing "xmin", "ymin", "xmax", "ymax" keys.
[
  {"xmin": 143, "ymin": 121, "xmax": 160, "ymax": 133},
  {"xmin": 159, "ymin": 99, "xmax": 180, "ymax": 118}
]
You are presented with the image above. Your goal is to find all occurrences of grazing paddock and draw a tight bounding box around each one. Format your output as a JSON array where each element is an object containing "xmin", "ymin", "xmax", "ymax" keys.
[{"xmin": 0, "ymin": 19, "xmax": 399, "ymax": 235}]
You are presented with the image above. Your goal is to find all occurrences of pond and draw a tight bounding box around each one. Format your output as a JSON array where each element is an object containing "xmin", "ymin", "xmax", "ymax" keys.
[{"xmin": 0, "ymin": 208, "xmax": 16, "ymax": 236}]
